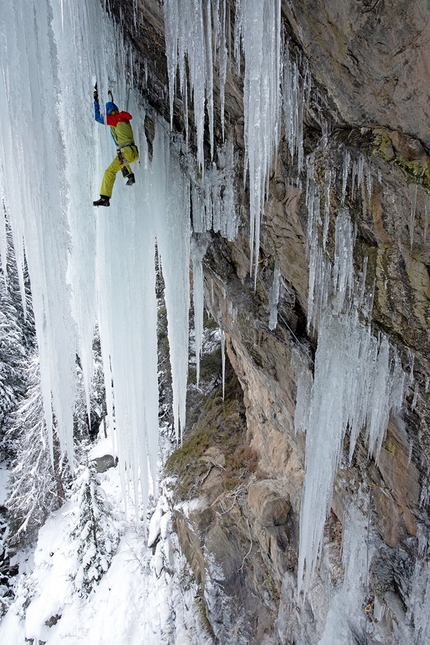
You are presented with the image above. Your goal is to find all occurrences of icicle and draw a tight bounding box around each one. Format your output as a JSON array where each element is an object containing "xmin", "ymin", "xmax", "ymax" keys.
[
  {"xmin": 191, "ymin": 234, "xmax": 210, "ymax": 387},
  {"xmin": 298, "ymin": 309, "xmax": 405, "ymax": 593},
  {"xmin": 191, "ymin": 137, "xmax": 238, "ymax": 241},
  {"xmin": 204, "ymin": 0, "xmax": 214, "ymax": 160},
  {"xmin": 412, "ymin": 382, "xmax": 419, "ymax": 410},
  {"xmin": 318, "ymin": 504, "xmax": 371, "ymax": 644},
  {"xmin": 409, "ymin": 183, "xmax": 418, "ymax": 250},
  {"xmin": 323, "ymin": 166, "xmax": 331, "ymax": 250},
  {"xmin": 365, "ymin": 163, "xmax": 374, "ymax": 208},
  {"xmin": 341, "ymin": 149, "xmax": 351, "ymax": 204},
  {"xmin": 268, "ymin": 264, "xmax": 281, "ymax": 330},
  {"xmin": 332, "ymin": 208, "xmax": 354, "ymax": 314},
  {"xmin": 0, "ymin": 0, "xmax": 81, "ymax": 464},
  {"xmin": 219, "ymin": 0, "xmax": 228, "ymax": 140},
  {"xmin": 425, "ymin": 194, "xmax": 430, "ymax": 240},
  {"xmin": 282, "ymin": 44, "xmax": 308, "ymax": 178},
  {"xmin": 0, "ymin": 0, "xmax": 177, "ymax": 515},
  {"xmin": 355, "ymin": 154, "xmax": 365, "ymax": 200},
  {"xmin": 357, "ymin": 255, "xmax": 369, "ymax": 311},
  {"xmin": 163, "ymin": 0, "xmax": 225, "ymax": 171},
  {"xmin": 221, "ymin": 329, "xmax": 226, "ymax": 401},
  {"xmin": 291, "ymin": 346, "xmax": 313, "ymax": 434}
]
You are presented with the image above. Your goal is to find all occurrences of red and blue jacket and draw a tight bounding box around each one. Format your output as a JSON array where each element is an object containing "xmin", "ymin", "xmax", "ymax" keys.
[{"xmin": 94, "ymin": 101, "xmax": 135, "ymax": 147}]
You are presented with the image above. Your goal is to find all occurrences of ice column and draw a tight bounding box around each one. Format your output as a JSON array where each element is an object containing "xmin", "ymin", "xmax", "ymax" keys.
[{"xmin": 95, "ymin": 99, "xmax": 160, "ymax": 512}]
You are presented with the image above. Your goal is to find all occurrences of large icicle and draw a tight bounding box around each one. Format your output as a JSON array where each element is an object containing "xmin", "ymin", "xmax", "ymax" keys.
[
  {"xmin": 268, "ymin": 264, "xmax": 281, "ymax": 330},
  {"xmin": 297, "ymin": 206, "xmax": 406, "ymax": 594},
  {"xmin": 0, "ymin": 0, "xmax": 80, "ymax": 463},
  {"xmin": 235, "ymin": 0, "xmax": 282, "ymax": 277},
  {"xmin": 152, "ymin": 123, "xmax": 191, "ymax": 442}
]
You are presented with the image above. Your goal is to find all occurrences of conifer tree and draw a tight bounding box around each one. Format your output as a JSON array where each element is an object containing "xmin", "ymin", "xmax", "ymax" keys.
[
  {"xmin": 0, "ymin": 302, "xmax": 26, "ymax": 437},
  {"xmin": 6, "ymin": 356, "xmax": 67, "ymax": 541},
  {"xmin": 0, "ymin": 215, "xmax": 35, "ymax": 455},
  {"xmin": 70, "ymin": 462, "xmax": 119, "ymax": 596}
]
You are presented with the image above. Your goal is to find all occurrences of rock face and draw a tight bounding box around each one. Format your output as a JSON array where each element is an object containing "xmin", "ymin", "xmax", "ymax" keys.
[
  {"xmin": 109, "ymin": 1, "xmax": 430, "ymax": 643},
  {"xmin": 284, "ymin": 0, "xmax": 430, "ymax": 148}
]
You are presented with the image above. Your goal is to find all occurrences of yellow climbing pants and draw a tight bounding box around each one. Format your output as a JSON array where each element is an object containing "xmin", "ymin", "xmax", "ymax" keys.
[{"xmin": 100, "ymin": 144, "xmax": 139, "ymax": 197}]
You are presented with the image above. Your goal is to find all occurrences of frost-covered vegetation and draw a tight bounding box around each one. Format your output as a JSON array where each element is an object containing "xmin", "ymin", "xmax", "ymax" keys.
[{"xmin": 69, "ymin": 463, "xmax": 120, "ymax": 597}]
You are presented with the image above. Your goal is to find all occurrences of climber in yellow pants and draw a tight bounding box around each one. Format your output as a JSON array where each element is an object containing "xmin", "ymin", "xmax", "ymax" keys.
[
  {"xmin": 93, "ymin": 85, "xmax": 139, "ymax": 207},
  {"xmin": 99, "ymin": 143, "xmax": 139, "ymax": 199}
]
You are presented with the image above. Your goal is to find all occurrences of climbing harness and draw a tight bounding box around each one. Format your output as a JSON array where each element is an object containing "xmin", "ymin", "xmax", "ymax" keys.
[
  {"xmin": 117, "ymin": 141, "xmax": 138, "ymax": 152},
  {"xmin": 116, "ymin": 142, "xmax": 139, "ymax": 176}
]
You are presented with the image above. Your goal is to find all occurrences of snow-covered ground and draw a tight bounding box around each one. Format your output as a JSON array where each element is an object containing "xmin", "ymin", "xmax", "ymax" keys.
[{"xmin": 0, "ymin": 437, "xmax": 213, "ymax": 645}]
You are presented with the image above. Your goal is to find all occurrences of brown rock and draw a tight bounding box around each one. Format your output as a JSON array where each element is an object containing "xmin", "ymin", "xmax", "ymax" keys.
[{"xmin": 248, "ymin": 480, "xmax": 291, "ymax": 527}]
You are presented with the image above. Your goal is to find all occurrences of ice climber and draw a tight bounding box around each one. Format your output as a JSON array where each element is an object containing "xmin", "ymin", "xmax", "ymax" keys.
[{"xmin": 93, "ymin": 85, "xmax": 139, "ymax": 207}]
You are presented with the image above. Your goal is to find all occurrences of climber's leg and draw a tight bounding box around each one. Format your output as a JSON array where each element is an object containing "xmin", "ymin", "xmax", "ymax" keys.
[{"xmin": 100, "ymin": 155, "xmax": 122, "ymax": 198}]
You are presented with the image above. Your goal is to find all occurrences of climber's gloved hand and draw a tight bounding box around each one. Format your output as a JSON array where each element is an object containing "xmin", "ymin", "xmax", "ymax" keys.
[{"xmin": 93, "ymin": 84, "xmax": 99, "ymax": 102}]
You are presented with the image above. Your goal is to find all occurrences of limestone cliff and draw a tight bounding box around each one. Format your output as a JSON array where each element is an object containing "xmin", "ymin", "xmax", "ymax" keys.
[{"xmin": 108, "ymin": 1, "xmax": 430, "ymax": 643}]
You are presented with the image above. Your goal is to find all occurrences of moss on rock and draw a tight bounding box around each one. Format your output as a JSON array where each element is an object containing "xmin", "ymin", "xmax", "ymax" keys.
[
  {"xmin": 372, "ymin": 128, "xmax": 430, "ymax": 191},
  {"xmin": 165, "ymin": 360, "xmax": 257, "ymax": 501}
]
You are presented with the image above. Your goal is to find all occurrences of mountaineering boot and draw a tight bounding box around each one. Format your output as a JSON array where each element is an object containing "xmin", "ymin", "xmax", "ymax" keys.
[
  {"xmin": 126, "ymin": 173, "xmax": 135, "ymax": 186},
  {"xmin": 121, "ymin": 167, "xmax": 129, "ymax": 177},
  {"xmin": 93, "ymin": 195, "xmax": 110, "ymax": 207}
]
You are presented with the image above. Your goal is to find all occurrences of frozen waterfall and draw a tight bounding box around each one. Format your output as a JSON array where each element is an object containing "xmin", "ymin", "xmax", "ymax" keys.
[{"xmin": 0, "ymin": 0, "xmax": 191, "ymax": 511}]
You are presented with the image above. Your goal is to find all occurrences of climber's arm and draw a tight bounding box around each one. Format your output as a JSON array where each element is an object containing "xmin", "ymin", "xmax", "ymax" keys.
[{"xmin": 94, "ymin": 100, "xmax": 105, "ymax": 125}]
